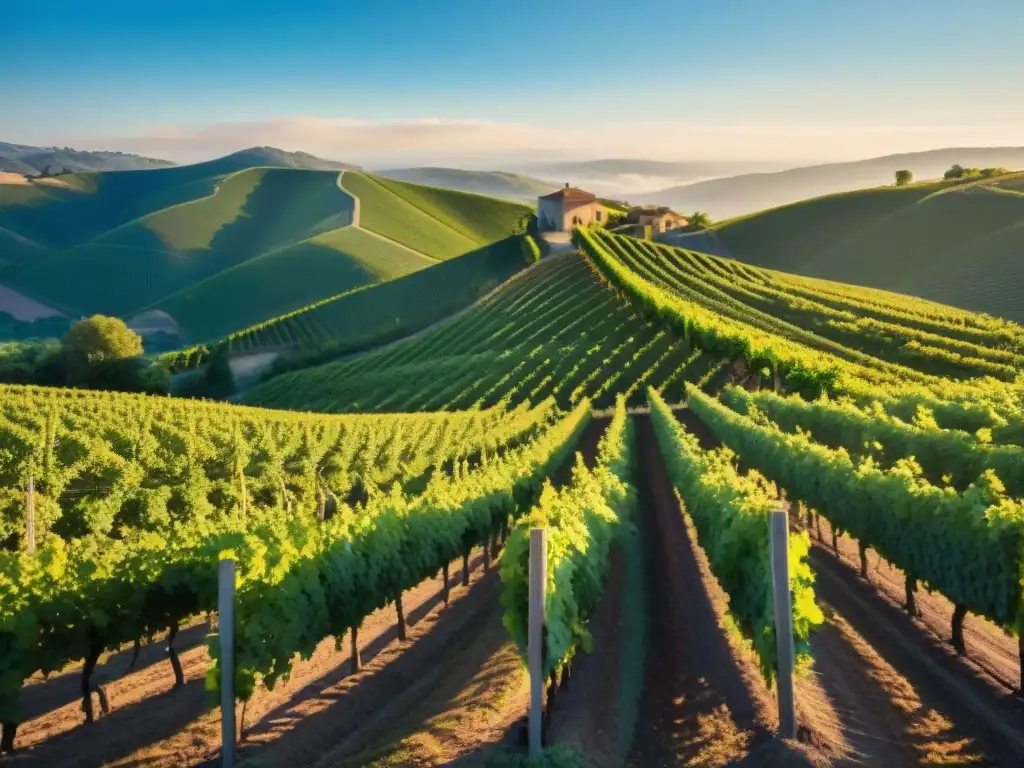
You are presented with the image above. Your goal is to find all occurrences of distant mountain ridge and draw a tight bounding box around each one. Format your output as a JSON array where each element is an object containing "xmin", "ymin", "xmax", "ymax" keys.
[
  {"xmin": 230, "ymin": 146, "xmax": 361, "ymax": 172},
  {"xmin": 0, "ymin": 142, "xmax": 362, "ymax": 177},
  {"xmin": 636, "ymin": 146, "xmax": 1024, "ymax": 219},
  {"xmin": 0, "ymin": 141, "xmax": 175, "ymax": 176},
  {"xmin": 375, "ymin": 167, "xmax": 557, "ymax": 202}
]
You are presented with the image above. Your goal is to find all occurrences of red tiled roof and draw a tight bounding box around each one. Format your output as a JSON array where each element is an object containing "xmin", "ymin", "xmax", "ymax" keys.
[
  {"xmin": 625, "ymin": 206, "xmax": 686, "ymax": 222},
  {"xmin": 539, "ymin": 184, "xmax": 597, "ymax": 203}
]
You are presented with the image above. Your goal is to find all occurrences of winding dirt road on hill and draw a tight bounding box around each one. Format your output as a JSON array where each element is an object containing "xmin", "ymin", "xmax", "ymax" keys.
[{"xmin": 336, "ymin": 171, "xmax": 441, "ymax": 261}]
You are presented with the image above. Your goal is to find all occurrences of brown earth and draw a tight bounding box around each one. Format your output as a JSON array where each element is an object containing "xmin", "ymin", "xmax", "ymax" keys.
[
  {"xmin": 805, "ymin": 517, "xmax": 1024, "ymax": 764},
  {"xmin": 814, "ymin": 518, "xmax": 1022, "ymax": 695},
  {"xmin": 673, "ymin": 404, "xmax": 1024, "ymax": 766},
  {"xmin": 545, "ymin": 545, "xmax": 628, "ymax": 768},
  {"xmin": 627, "ymin": 414, "xmax": 783, "ymax": 767},
  {"xmin": 1, "ymin": 549, "xmax": 498, "ymax": 767}
]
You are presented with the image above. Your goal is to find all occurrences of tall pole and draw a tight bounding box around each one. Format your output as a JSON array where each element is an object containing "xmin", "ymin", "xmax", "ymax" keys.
[
  {"xmin": 25, "ymin": 473, "xmax": 35, "ymax": 555},
  {"xmin": 528, "ymin": 528, "xmax": 547, "ymax": 756},
  {"xmin": 218, "ymin": 559, "xmax": 236, "ymax": 768},
  {"xmin": 769, "ymin": 506, "xmax": 797, "ymax": 739}
]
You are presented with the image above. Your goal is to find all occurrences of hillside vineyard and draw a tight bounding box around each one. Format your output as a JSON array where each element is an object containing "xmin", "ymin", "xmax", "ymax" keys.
[{"xmin": 3, "ymin": 223, "xmax": 1024, "ymax": 763}]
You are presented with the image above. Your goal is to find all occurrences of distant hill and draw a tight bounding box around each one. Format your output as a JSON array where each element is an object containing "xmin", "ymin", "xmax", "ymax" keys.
[
  {"xmin": 0, "ymin": 141, "xmax": 175, "ymax": 176},
  {"xmin": 715, "ymin": 172, "xmax": 1024, "ymax": 323},
  {"xmin": 0, "ymin": 153, "xmax": 529, "ymax": 343},
  {"xmin": 225, "ymin": 146, "xmax": 361, "ymax": 172},
  {"xmin": 376, "ymin": 167, "xmax": 556, "ymax": 202},
  {"xmin": 638, "ymin": 147, "xmax": 1024, "ymax": 219},
  {"xmin": 517, "ymin": 158, "xmax": 783, "ymax": 199}
]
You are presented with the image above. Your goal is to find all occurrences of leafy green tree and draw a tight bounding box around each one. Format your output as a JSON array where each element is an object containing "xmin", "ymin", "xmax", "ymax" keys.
[
  {"xmin": 980, "ymin": 167, "xmax": 1009, "ymax": 178},
  {"xmin": 202, "ymin": 343, "xmax": 235, "ymax": 398},
  {"xmin": 63, "ymin": 315, "xmax": 143, "ymax": 384},
  {"xmin": 894, "ymin": 169, "xmax": 913, "ymax": 186},
  {"xmin": 687, "ymin": 211, "xmax": 712, "ymax": 230},
  {"xmin": 944, "ymin": 164, "xmax": 965, "ymax": 180}
]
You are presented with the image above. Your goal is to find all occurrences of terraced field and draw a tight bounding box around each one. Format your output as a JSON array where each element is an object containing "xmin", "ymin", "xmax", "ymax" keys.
[
  {"xmin": 227, "ymin": 235, "xmax": 527, "ymax": 355},
  {"xmin": 244, "ymin": 252, "xmax": 724, "ymax": 413},
  {"xmin": 7, "ymin": 224, "xmax": 1024, "ymax": 767}
]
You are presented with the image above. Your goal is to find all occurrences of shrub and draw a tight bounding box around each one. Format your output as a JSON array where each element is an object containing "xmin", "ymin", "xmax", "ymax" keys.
[
  {"xmin": 521, "ymin": 235, "xmax": 541, "ymax": 265},
  {"xmin": 63, "ymin": 315, "xmax": 143, "ymax": 385},
  {"xmin": 894, "ymin": 169, "xmax": 913, "ymax": 186}
]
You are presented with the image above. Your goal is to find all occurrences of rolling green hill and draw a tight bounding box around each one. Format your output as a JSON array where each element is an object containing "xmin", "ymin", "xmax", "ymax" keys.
[
  {"xmin": 226, "ymin": 235, "xmax": 529, "ymax": 356},
  {"xmin": 0, "ymin": 140, "xmax": 174, "ymax": 176},
  {"xmin": 339, "ymin": 173, "xmax": 530, "ymax": 260},
  {"xmin": 0, "ymin": 157, "xmax": 536, "ymax": 344},
  {"xmin": 245, "ymin": 228, "xmax": 1024, "ymax": 417},
  {"xmin": 156, "ymin": 226, "xmax": 435, "ymax": 341},
  {"xmin": 9, "ymin": 168, "xmax": 358, "ymax": 317},
  {"xmin": 376, "ymin": 167, "xmax": 557, "ymax": 202},
  {"xmin": 716, "ymin": 173, "xmax": 1024, "ymax": 322}
]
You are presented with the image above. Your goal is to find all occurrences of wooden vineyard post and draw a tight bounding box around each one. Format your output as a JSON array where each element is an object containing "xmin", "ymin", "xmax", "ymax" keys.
[
  {"xmin": 528, "ymin": 528, "xmax": 547, "ymax": 757},
  {"xmin": 768, "ymin": 506, "xmax": 797, "ymax": 740},
  {"xmin": 25, "ymin": 473, "xmax": 35, "ymax": 555},
  {"xmin": 218, "ymin": 558, "xmax": 236, "ymax": 768}
]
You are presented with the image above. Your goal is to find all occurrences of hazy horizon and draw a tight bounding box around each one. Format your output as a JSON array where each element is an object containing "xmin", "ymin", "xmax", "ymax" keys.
[{"xmin": 4, "ymin": 1, "xmax": 1023, "ymax": 170}]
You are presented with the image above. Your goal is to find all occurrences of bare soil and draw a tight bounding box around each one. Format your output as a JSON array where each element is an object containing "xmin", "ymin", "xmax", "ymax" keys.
[
  {"xmin": 805, "ymin": 518, "xmax": 1024, "ymax": 764},
  {"xmin": 316, "ymin": 588, "xmax": 528, "ymax": 768},
  {"xmin": 671, "ymin": 404, "xmax": 1024, "ymax": 766},
  {"xmin": 816, "ymin": 519, "xmax": 1022, "ymax": 695},
  {"xmin": 546, "ymin": 545, "xmax": 627, "ymax": 768},
  {"xmin": 549, "ymin": 415, "xmax": 610, "ymax": 490},
  {"xmin": 627, "ymin": 414, "xmax": 780, "ymax": 767},
  {"xmin": 1, "ymin": 549, "xmax": 495, "ymax": 767}
]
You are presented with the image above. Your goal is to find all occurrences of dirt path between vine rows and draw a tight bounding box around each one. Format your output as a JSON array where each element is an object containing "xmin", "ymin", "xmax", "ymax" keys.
[
  {"xmin": 805, "ymin": 517, "xmax": 1024, "ymax": 765},
  {"xmin": 2, "ymin": 549, "xmax": 495, "ymax": 767},
  {"xmin": 679, "ymin": 405, "xmax": 1024, "ymax": 765},
  {"xmin": 627, "ymin": 414, "xmax": 785, "ymax": 767},
  {"xmin": 812, "ymin": 516, "xmax": 1022, "ymax": 695}
]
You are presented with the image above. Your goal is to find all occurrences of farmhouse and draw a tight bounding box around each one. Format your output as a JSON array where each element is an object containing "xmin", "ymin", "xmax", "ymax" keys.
[
  {"xmin": 537, "ymin": 184, "xmax": 603, "ymax": 232},
  {"xmin": 626, "ymin": 206, "xmax": 688, "ymax": 233}
]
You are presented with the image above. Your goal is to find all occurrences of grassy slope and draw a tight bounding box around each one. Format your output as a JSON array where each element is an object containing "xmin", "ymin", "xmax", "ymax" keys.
[
  {"xmin": 2, "ymin": 164, "xmax": 534, "ymax": 341},
  {"xmin": 9, "ymin": 168, "xmax": 357, "ymax": 317},
  {"xmin": 0, "ymin": 225, "xmax": 46, "ymax": 266},
  {"xmin": 898, "ymin": 222, "xmax": 1024, "ymax": 319},
  {"xmin": 227, "ymin": 235, "xmax": 527, "ymax": 354},
  {"xmin": 0, "ymin": 156, "xmax": 267, "ymax": 251},
  {"xmin": 714, "ymin": 182, "xmax": 944, "ymax": 272},
  {"xmin": 157, "ymin": 227, "xmax": 435, "ymax": 341},
  {"xmin": 339, "ymin": 173, "xmax": 478, "ymax": 259},
  {"xmin": 804, "ymin": 187, "xmax": 1024, "ymax": 284},
  {"xmin": 366, "ymin": 175, "xmax": 532, "ymax": 243},
  {"xmin": 716, "ymin": 175, "xmax": 1024, "ymax": 322},
  {"xmin": 98, "ymin": 168, "xmax": 353, "ymax": 259},
  {"xmin": 243, "ymin": 251, "xmax": 720, "ymax": 413},
  {"xmin": 376, "ymin": 167, "xmax": 555, "ymax": 202}
]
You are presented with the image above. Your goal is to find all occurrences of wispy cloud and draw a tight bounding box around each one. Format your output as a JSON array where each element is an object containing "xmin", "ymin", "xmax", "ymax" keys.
[{"xmin": 68, "ymin": 116, "xmax": 1024, "ymax": 167}]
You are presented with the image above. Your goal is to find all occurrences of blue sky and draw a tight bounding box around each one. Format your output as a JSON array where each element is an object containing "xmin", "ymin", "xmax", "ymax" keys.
[{"xmin": 2, "ymin": 0, "xmax": 1023, "ymax": 166}]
